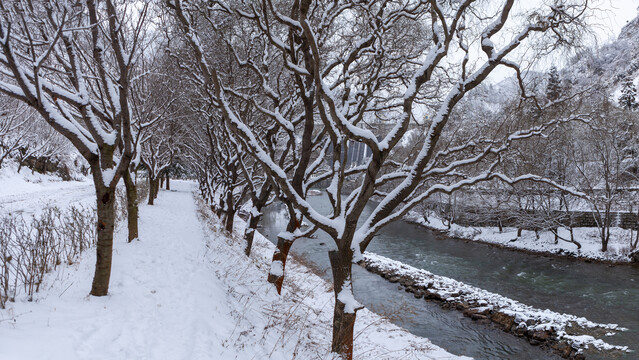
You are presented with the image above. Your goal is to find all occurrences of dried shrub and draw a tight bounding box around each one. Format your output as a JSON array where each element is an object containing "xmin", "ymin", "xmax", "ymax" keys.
[{"xmin": 0, "ymin": 204, "xmax": 96, "ymax": 307}]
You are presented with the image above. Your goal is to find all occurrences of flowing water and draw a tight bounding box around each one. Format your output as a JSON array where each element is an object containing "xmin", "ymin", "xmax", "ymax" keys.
[{"xmin": 259, "ymin": 195, "xmax": 639, "ymax": 360}]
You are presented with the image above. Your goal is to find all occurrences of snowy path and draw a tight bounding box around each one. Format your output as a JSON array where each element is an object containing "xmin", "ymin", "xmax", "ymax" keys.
[
  {"xmin": 0, "ymin": 181, "xmax": 227, "ymax": 359},
  {"xmin": 0, "ymin": 181, "xmax": 464, "ymax": 360}
]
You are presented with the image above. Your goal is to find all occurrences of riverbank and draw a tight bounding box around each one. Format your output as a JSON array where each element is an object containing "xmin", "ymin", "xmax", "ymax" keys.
[
  {"xmin": 258, "ymin": 196, "xmax": 639, "ymax": 359},
  {"xmin": 361, "ymin": 252, "xmax": 631, "ymax": 359},
  {"xmin": 406, "ymin": 211, "xmax": 638, "ymax": 265}
]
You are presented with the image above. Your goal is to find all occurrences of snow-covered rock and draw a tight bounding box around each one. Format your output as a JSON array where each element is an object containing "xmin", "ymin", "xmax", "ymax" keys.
[{"xmin": 363, "ymin": 252, "xmax": 630, "ymax": 358}]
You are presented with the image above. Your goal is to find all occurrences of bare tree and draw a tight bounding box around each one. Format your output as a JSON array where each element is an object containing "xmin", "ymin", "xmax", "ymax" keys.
[
  {"xmin": 140, "ymin": 119, "xmax": 180, "ymax": 205},
  {"xmin": 0, "ymin": 1, "xmax": 151, "ymax": 296},
  {"xmin": 0, "ymin": 97, "xmax": 38, "ymax": 168},
  {"xmin": 570, "ymin": 100, "xmax": 634, "ymax": 251},
  {"xmin": 14, "ymin": 123, "xmax": 70, "ymax": 175},
  {"xmin": 166, "ymin": 0, "xmax": 591, "ymax": 357}
]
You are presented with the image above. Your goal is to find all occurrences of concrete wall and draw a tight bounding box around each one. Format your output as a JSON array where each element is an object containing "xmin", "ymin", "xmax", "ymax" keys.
[{"xmin": 425, "ymin": 203, "xmax": 639, "ymax": 230}]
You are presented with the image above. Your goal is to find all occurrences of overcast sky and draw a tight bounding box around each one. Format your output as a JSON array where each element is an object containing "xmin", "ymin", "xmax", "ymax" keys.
[
  {"xmin": 593, "ymin": 0, "xmax": 639, "ymax": 40},
  {"xmin": 485, "ymin": 0, "xmax": 639, "ymax": 82}
]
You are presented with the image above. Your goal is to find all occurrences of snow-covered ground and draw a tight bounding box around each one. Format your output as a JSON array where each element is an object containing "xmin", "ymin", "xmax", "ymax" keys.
[
  {"xmin": 407, "ymin": 212, "xmax": 637, "ymax": 263},
  {"xmin": 0, "ymin": 161, "xmax": 93, "ymax": 215},
  {"xmin": 0, "ymin": 180, "xmax": 466, "ymax": 360}
]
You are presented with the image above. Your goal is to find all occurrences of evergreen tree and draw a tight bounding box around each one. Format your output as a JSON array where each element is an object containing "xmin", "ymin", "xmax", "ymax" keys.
[
  {"xmin": 546, "ymin": 65, "xmax": 562, "ymax": 101},
  {"xmin": 618, "ymin": 76, "xmax": 638, "ymax": 111}
]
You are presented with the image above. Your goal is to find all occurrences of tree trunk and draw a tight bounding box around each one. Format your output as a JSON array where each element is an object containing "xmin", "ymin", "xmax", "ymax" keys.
[
  {"xmin": 91, "ymin": 185, "xmax": 116, "ymax": 296},
  {"xmin": 602, "ymin": 209, "xmax": 610, "ymax": 252},
  {"xmin": 123, "ymin": 170, "xmax": 138, "ymax": 242},
  {"xmin": 224, "ymin": 209, "xmax": 235, "ymax": 233},
  {"xmin": 148, "ymin": 177, "xmax": 156, "ymax": 205},
  {"xmin": 160, "ymin": 175, "xmax": 165, "ymax": 189},
  {"xmin": 224, "ymin": 191, "xmax": 235, "ymax": 233},
  {"xmin": 328, "ymin": 249, "xmax": 360, "ymax": 360},
  {"xmin": 267, "ymin": 204, "xmax": 299, "ymax": 293},
  {"xmin": 216, "ymin": 196, "xmax": 224, "ymax": 218},
  {"xmin": 165, "ymin": 174, "xmax": 170, "ymax": 190},
  {"xmin": 517, "ymin": 228, "xmax": 522, "ymax": 237},
  {"xmin": 602, "ymin": 229, "xmax": 609, "ymax": 252},
  {"xmin": 267, "ymin": 235, "xmax": 294, "ymax": 294},
  {"xmin": 244, "ymin": 212, "xmax": 261, "ymax": 256},
  {"xmin": 154, "ymin": 177, "xmax": 160, "ymax": 199}
]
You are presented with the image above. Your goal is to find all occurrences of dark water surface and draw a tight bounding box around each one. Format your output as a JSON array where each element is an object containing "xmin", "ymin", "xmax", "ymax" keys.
[{"xmin": 259, "ymin": 195, "xmax": 638, "ymax": 360}]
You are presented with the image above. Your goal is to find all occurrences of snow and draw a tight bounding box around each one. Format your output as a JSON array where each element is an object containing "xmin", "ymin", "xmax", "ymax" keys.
[
  {"xmin": 481, "ymin": 36, "xmax": 495, "ymax": 52},
  {"xmin": 336, "ymin": 280, "xmax": 362, "ymax": 314},
  {"xmin": 307, "ymin": 189, "xmax": 322, "ymax": 196},
  {"xmin": 0, "ymin": 161, "xmax": 93, "ymax": 215},
  {"xmin": 364, "ymin": 252, "xmax": 630, "ymax": 354},
  {"xmin": 0, "ymin": 180, "xmax": 466, "ymax": 360},
  {"xmin": 101, "ymin": 166, "xmax": 117, "ymax": 187},
  {"xmin": 250, "ymin": 205, "xmax": 260, "ymax": 217},
  {"xmin": 407, "ymin": 211, "xmax": 636, "ymax": 263},
  {"xmin": 269, "ymin": 259, "xmax": 283, "ymax": 277}
]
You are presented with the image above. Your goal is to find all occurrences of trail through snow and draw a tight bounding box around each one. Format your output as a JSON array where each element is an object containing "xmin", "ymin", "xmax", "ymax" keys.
[
  {"xmin": 0, "ymin": 181, "xmax": 463, "ymax": 360},
  {"xmin": 1, "ymin": 181, "xmax": 230, "ymax": 359}
]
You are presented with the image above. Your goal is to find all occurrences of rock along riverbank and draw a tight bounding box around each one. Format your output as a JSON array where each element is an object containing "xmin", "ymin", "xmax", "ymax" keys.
[{"xmin": 361, "ymin": 252, "xmax": 630, "ymax": 360}]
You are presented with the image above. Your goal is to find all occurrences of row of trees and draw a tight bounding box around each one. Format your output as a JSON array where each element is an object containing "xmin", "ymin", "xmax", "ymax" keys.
[
  {"xmin": 0, "ymin": 1, "xmax": 599, "ymax": 358},
  {"xmin": 0, "ymin": 95, "xmax": 71, "ymax": 173},
  {"xmin": 161, "ymin": 0, "xmax": 593, "ymax": 358},
  {"xmin": 0, "ymin": 1, "xmax": 185, "ymax": 296},
  {"xmin": 447, "ymin": 66, "xmax": 639, "ymax": 253}
]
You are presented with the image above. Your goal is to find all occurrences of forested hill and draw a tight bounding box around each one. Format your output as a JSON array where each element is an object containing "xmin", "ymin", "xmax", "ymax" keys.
[{"xmin": 566, "ymin": 12, "xmax": 639, "ymax": 92}]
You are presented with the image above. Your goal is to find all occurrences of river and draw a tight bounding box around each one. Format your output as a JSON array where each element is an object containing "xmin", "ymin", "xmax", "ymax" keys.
[{"xmin": 259, "ymin": 195, "xmax": 638, "ymax": 359}]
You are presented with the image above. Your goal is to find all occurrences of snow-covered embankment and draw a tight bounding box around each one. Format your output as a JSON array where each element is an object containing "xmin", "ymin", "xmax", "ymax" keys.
[{"xmin": 363, "ymin": 252, "xmax": 630, "ymax": 359}]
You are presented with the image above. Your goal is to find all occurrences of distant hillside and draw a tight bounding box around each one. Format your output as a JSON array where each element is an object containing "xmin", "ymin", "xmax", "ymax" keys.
[{"xmin": 566, "ymin": 12, "xmax": 639, "ymax": 93}]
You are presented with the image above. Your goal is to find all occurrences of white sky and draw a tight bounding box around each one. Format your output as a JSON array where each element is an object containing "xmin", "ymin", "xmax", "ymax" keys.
[
  {"xmin": 593, "ymin": 0, "xmax": 639, "ymax": 41},
  {"xmin": 486, "ymin": 0, "xmax": 639, "ymax": 82}
]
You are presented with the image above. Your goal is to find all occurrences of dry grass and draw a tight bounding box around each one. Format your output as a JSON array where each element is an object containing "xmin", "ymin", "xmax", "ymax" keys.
[{"xmin": 0, "ymin": 204, "xmax": 96, "ymax": 308}]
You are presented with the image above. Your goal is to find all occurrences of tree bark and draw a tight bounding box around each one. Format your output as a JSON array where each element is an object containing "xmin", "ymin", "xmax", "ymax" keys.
[
  {"xmin": 123, "ymin": 170, "xmax": 138, "ymax": 242},
  {"xmin": 267, "ymin": 235, "xmax": 294, "ymax": 294},
  {"xmin": 224, "ymin": 191, "xmax": 235, "ymax": 233},
  {"xmin": 148, "ymin": 177, "xmax": 156, "ymax": 205},
  {"xmin": 267, "ymin": 202, "xmax": 301, "ymax": 293},
  {"xmin": 91, "ymin": 184, "xmax": 116, "ymax": 296},
  {"xmin": 328, "ymin": 250, "xmax": 359, "ymax": 360},
  {"xmin": 601, "ymin": 209, "xmax": 610, "ymax": 252},
  {"xmin": 216, "ymin": 197, "xmax": 224, "ymax": 218},
  {"xmin": 224, "ymin": 209, "xmax": 235, "ymax": 233},
  {"xmin": 154, "ymin": 177, "xmax": 160, "ymax": 199},
  {"xmin": 244, "ymin": 211, "xmax": 261, "ymax": 256},
  {"xmin": 160, "ymin": 175, "xmax": 165, "ymax": 189},
  {"xmin": 569, "ymin": 227, "xmax": 581, "ymax": 249},
  {"xmin": 166, "ymin": 174, "xmax": 170, "ymax": 190}
]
